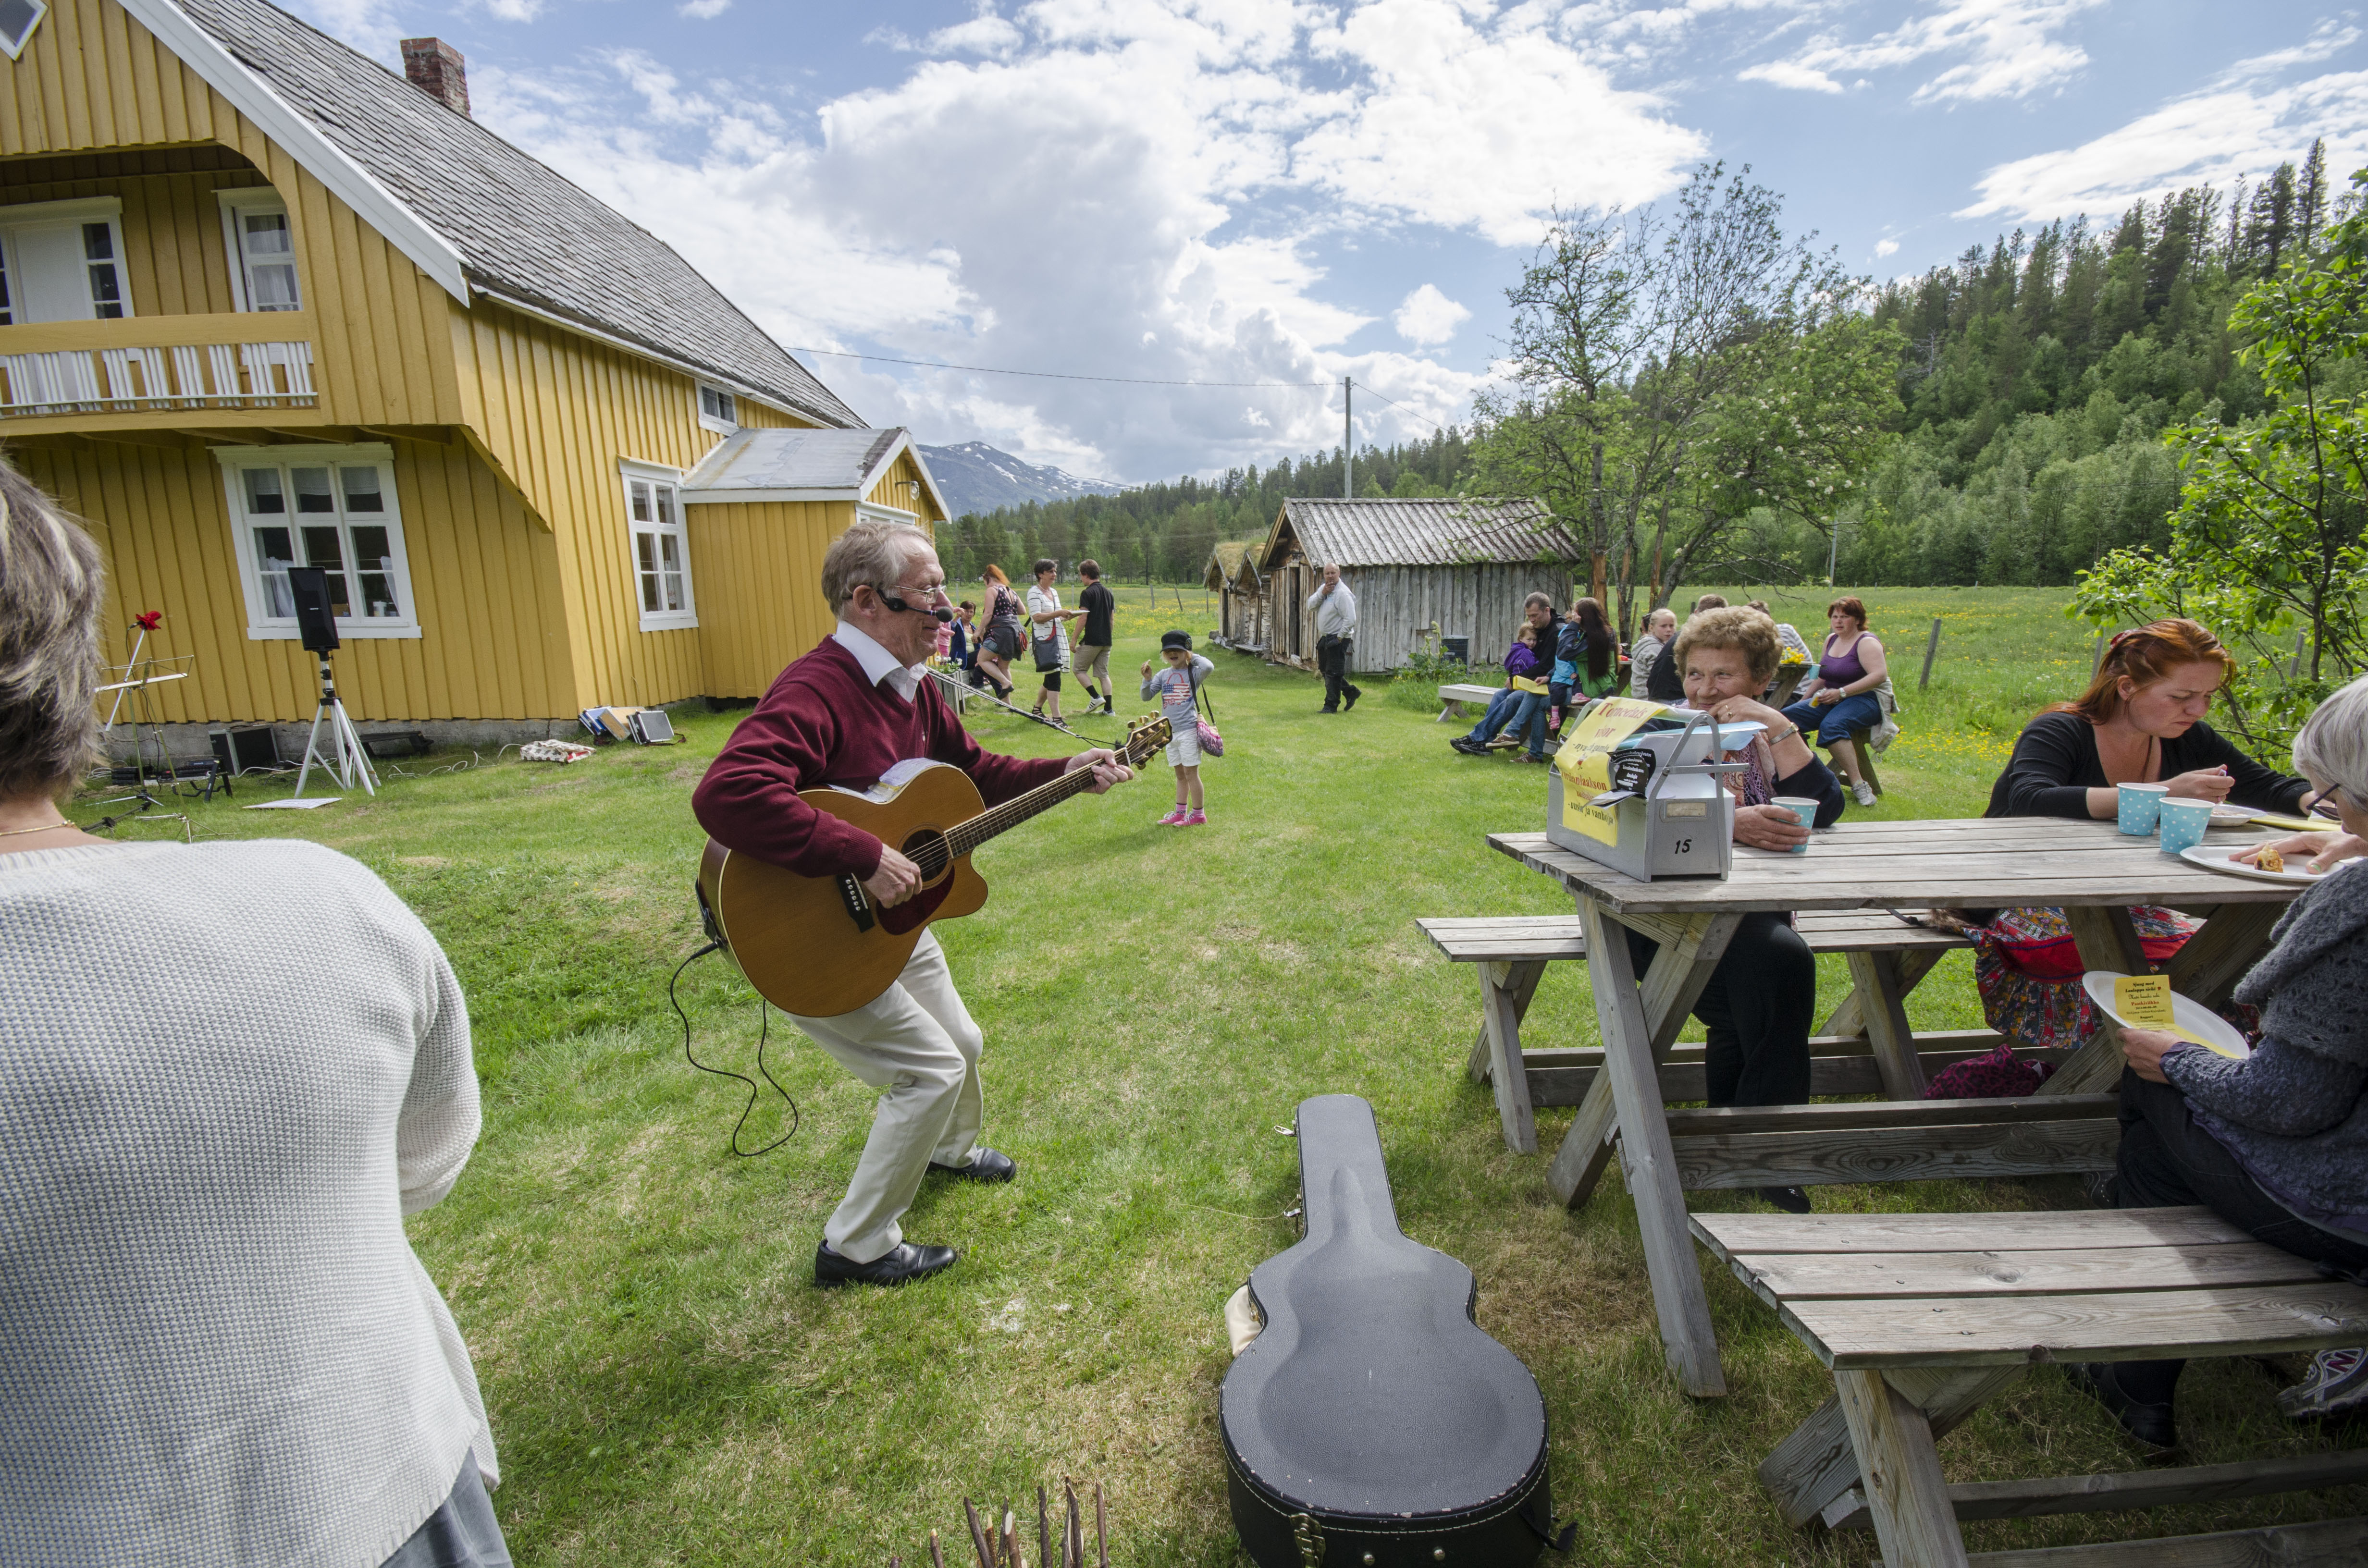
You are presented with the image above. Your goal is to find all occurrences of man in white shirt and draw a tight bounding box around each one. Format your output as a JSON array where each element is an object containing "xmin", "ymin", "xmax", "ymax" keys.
[{"xmin": 1307, "ymin": 563, "xmax": 1361, "ymax": 713}]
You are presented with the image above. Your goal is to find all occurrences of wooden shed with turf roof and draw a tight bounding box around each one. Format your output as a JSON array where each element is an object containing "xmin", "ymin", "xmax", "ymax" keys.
[
  {"xmin": 1256, "ymin": 497, "xmax": 1582, "ymax": 674},
  {"xmin": 1204, "ymin": 539, "xmax": 1266, "ymax": 653}
]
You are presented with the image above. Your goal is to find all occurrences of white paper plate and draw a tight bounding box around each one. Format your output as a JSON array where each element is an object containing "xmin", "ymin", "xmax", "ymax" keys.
[
  {"xmin": 2081, "ymin": 971, "xmax": 2251, "ymax": 1060},
  {"xmin": 2207, "ymin": 805, "xmax": 2257, "ymax": 827},
  {"xmin": 2179, "ymin": 841, "xmax": 2334, "ymax": 885}
]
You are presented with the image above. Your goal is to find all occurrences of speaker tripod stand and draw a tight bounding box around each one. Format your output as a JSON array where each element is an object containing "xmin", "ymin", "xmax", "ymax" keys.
[{"xmin": 294, "ymin": 650, "xmax": 379, "ymax": 799}]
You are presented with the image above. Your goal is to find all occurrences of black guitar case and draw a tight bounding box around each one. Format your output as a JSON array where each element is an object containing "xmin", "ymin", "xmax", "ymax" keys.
[{"xmin": 1220, "ymin": 1095, "xmax": 1567, "ymax": 1567}]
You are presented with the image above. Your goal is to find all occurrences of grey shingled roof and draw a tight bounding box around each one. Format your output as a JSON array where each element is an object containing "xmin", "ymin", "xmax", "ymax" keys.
[
  {"xmin": 170, "ymin": 0, "xmax": 864, "ymax": 430},
  {"xmin": 681, "ymin": 428, "xmax": 905, "ymax": 493},
  {"xmin": 1270, "ymin": 498, "xmax": 1581, "ymax": 568}
]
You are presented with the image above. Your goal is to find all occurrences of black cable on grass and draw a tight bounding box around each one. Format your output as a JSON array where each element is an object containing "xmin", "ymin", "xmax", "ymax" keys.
[{"xmin": 669, "ymin": 942, "xmax": 798, "ymax": 1157}]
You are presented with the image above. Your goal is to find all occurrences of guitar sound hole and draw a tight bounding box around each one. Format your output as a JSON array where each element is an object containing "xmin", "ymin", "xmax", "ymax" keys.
[{"xmin": 901, "ymin": 827, "xmax": 952, "ymax": 883}]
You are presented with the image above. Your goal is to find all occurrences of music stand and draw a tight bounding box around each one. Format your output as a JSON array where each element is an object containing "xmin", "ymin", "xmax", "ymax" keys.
[{"xmin": 287, "ymin": 567, "xmax": 378, "ymax": 799}]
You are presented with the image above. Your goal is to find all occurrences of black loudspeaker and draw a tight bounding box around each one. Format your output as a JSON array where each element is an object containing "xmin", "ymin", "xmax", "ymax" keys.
[
  {"xmin": 210, "ymin": 724, "xmax": 281, "ymax": 775},
  {"xmin": 286, "ymin": 566, "xmax": 340, "ymax": 653}
]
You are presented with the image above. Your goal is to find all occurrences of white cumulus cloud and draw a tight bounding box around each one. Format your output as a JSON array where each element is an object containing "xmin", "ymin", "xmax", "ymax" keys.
[
  {"xmin": 1961, "ymin": 60, "xmax": 2368, "ymax": 220},
  {"xmin": 1739, "ymin": 59, "xmax": 1841, "ymax": 93},
  {"xmin": 1750, "ymin": 0, "xmax": 2102, "ymax": 108},
  {"xmin": 439, "ymin": 0, "xmax": 1701, "ymax": 478},
  {"xmin": 678, "ymin": 0, "xmax": 731, "ymax": 18},
  {"xmin": 1393, "ymin": 283, "xmax": 1472, "ymax": 345}
]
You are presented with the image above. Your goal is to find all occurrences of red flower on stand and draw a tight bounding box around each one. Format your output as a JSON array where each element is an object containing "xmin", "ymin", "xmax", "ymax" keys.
[{"xmin": 135, "ymin": 611, "xmax": 162, "ymax": 631}]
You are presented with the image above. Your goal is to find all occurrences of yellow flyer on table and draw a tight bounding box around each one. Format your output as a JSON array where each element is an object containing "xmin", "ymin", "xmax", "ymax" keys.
[
  {"xmin": 2111, "ymin": 974, "xmax": 2224, "ymax": 1053},
  {"xmin": 1552, "ymin": 698, "xmax": 1669, "ymax": 845}
]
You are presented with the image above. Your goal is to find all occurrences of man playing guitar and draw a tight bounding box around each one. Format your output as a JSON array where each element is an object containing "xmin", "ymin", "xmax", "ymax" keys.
[{"xmin": 693, "ymin": 518, "xmax": 1135, "ymax": 1287}]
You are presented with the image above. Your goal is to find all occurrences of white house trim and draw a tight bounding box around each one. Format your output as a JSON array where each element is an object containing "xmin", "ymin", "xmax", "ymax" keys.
[{"xmin": 117, "ymin": 0, "xmax": 470, "ymax": 304}]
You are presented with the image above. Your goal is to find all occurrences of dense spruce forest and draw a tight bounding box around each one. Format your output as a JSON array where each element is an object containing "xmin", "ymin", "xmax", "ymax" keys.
[
  {"xmin": 931, "ymin": 429, "xmax": 1474, "ymax": 586},
  {"xmin": 939, "ymin": 142, "xmax": 2345, "ymax": 591}
]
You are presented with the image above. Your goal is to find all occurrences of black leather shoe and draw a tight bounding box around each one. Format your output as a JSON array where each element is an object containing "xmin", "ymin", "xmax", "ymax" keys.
[
  {"xmin": 931, "ymin": 1146, "xmax": 1017, "ymax": 1183},
  {"xmin": 1757, "ymin": 1185, "xmax": 1813, "ymax": 1214},
  {"xmin": 1451, "ymin": 736, "xmax": 1484, "ymax": 755},
  {"xmin": 814, "ymin": 1240, "xmax": 957, "ymax": 1288},
  {"xmin": 2067, "ymin": 1363, "xmax": 2178, "ymax": 1451},
  {"xmin": 1344, "ymin": 686, "xmax": 1361, "ymax": 710}
]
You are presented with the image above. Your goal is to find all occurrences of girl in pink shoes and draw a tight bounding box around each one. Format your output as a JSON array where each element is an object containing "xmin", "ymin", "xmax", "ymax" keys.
[{"xmin": 1143, "ymin": 630, "xmax": 1215, "ymax": 826}]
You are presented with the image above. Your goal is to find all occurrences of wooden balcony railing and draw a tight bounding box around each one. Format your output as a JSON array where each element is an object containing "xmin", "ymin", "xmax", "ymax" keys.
[{"xmin": 0, "ymin": 313, "xmax": 319, "ymax": 419}]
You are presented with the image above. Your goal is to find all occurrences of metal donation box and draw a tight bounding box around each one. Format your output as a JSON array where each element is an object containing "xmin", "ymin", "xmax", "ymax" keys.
[{"xmin": 1546, "ymin": 702, "xmax": 1757, "ymax": 881}]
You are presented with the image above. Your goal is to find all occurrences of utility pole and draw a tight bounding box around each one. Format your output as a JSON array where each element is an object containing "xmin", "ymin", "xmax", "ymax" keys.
[{"xmin": 1343, "ymin": 376, "xmax": 1353, "ymax": 500}]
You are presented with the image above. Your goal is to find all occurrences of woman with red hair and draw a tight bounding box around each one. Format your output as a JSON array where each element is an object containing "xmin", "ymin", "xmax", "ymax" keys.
[
  {"xmin": 1959, "ymin": 619, "xmax": 2320, "ymax": 1063},
  {"xmin": 1988, "ymin": 618, "xmax": 2315, "ymax": 819}
]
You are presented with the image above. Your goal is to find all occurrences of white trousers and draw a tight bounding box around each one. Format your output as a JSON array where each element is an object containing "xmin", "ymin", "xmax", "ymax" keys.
[{"xmin": 787, "ymin": 931, "xmax": 985, "ymax": 1263}]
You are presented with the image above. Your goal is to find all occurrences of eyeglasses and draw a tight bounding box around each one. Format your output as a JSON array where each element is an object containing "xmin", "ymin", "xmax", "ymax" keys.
[{"xmin": 876, "ymin": 581, "xmax": 949, "ymax": 603}]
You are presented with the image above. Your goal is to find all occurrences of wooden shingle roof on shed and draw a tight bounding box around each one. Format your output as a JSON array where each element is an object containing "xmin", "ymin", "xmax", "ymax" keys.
[
  {"xmin": 1260, "ymin": 498, "xmax": 1580, "ymax": 571},
  {"xmin": 146, "ymin": 0, "xmax": 865, "ymax": 430}
]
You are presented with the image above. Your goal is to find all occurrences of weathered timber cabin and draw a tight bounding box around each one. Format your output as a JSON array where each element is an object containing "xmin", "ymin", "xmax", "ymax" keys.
[
  {"xmin": 1204, "ymin": 539, "xmax": 1266, "ymax": 653},
  {"xmin": 1257, "ymin": 498, "xmax": 1582, "ymax": 673},
  {"xmin": 0, "ymin": 0, "xmax": 944, "ymax": 744}
]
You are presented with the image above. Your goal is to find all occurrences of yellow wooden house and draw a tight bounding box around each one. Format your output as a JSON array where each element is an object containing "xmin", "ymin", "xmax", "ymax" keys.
[{"xmin": 0, "ymin": 0, "xmax": 948, "ymax": 742}]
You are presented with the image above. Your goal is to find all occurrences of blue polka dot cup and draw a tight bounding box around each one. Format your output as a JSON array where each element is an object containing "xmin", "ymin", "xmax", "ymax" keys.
[
  {"xmin": 1771, "ymin": 796, "xmax": 1820, "ymax": 854},
  {"xmin": 2158, "ymin": 796, "xmax": 2215, "ymax": 857},
  {"xmin": 2117, "ymin": 782, "xmax": 2169, "ymax": 835}
]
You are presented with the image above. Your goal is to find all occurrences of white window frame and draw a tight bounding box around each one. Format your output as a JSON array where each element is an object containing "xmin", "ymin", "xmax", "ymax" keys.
[
  {"xmin": 0, "ymin": 196, "xmax": 132, "ymax": 325},
  {"xmin": 0, "ymin": 2, "xmax": 50, "ymax": 62},
  {"xmin": 623, "ymin": 459, "xmax": 697, "ymax": 632},
  {"xmin": 695, "ymin": 382, "xmax": 738, "ymax": 435},
  {"xmin": 856, "ymin": 501, "xmax": 920, "ymax": 528},
  {"xmin": 217, "ymin": 188, "xmax": 302, "ymax": 314},
  {"xmin": 215, "ymin": 443, "xmax": 423, "ymax": 641}
]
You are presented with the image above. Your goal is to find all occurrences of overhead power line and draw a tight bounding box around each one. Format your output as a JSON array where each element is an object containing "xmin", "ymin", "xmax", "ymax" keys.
[{"xmin": 783, "ymin": 344, "xmax": 1332, "ymax": 388}]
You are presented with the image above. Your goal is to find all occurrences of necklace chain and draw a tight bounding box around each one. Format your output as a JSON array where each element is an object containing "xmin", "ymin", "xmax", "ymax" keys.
[{"xmin": 0, "ymin": 818, "xmax": 72, "ymax": 838}]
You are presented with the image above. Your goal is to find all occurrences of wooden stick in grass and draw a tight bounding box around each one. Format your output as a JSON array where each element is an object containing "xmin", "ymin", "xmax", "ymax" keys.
[
  {"xmin": 1064, "ymin": 1477, "xmax": 1082, "ymax": 1568},
  {"xmin": 1003, "ymin": 1507, "xmax": 1018, "ymax": 1568},
  {"xmin": 963, "ymin": 1500, "xmax": 992, "ymax": 1568},
  {"xmin": 1037, "ymin": 1486, "xmax": 1051, "ymax": 1568},
  {"xmin": 1095, "ymin": 1483, "xmax": 1107, "ymax": 1568},
  {"xmin": 930, "ymin": 1530, "xmax": 947, "ymax": 1568}
]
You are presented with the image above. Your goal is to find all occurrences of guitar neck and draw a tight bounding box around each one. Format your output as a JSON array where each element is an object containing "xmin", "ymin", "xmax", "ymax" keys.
[{"xmin": 945, "ymin": 731, "xmax": 1154, "ymax": 859}]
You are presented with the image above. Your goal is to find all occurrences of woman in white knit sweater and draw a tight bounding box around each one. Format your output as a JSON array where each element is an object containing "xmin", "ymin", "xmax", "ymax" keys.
[{"xmin": 0, "ymin": 462, "xmax": 508, "ymax": 1566}]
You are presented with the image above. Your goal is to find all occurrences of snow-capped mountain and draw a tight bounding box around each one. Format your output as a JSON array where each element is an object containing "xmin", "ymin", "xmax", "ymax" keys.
[{"xmin": 917, "ymin": 441, "xmax": 1124, "ymax": 520}]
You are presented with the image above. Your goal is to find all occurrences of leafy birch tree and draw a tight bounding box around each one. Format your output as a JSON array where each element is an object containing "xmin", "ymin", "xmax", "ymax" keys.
[{"xmin": 2072, "ymin": 171, "xmax": 2368, "ymax": 756}]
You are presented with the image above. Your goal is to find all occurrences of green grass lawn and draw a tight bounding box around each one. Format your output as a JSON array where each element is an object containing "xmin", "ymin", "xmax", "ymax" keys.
[{"xmin": 87, "ymin": 584, "xmax": 2363, "ymax": 1564}]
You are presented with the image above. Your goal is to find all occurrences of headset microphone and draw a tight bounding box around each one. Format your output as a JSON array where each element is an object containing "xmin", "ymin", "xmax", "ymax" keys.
[{"xmin": 876, "ymin": 588, "xmax": 955, "ymax": 623}]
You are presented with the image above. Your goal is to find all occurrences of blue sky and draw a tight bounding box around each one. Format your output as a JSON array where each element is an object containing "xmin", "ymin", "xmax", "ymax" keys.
[{"xmin": 285, "ymin": 0, "xmax": 2368, "ymax": 484}]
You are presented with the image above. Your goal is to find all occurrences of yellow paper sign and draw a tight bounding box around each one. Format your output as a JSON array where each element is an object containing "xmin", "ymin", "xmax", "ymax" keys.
[
  {"xmin": 1553, "ymin": 698, "xmax": 1670, "ymax": 845},
  {"xmin": 2112, "ymin": 973, "xmax": 2222, "ymax": 1052}
]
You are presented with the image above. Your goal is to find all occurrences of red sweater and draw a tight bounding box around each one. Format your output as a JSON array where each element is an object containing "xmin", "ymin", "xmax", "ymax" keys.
[{"xmin": 693, "ymin": 639, "xmax": 1067, "ymax": 878}]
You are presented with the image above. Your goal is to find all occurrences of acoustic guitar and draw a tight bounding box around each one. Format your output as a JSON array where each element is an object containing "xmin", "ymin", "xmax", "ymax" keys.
[{"xmin": 697, "ymin": 716, "xmax": 1171, "ymax": 1016}]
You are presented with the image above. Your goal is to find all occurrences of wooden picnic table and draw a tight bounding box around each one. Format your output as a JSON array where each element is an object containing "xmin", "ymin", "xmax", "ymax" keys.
[{"xmin": 1488, "ymin": 815, "xmax": 2302, "ymax": 1398}]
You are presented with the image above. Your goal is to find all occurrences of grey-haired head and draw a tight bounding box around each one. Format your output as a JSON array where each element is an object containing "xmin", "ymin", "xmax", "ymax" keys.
[{"xmin": 0, "ymin": 461, "xmax": 106, "ymax": 803}]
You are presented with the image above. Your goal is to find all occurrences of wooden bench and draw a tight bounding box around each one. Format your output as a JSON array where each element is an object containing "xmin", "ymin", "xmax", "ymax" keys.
[
  {"xmin": 1435, "ymin": 681, "xmax": 1501, "ymax": 721},
  {"xmin": 1692, "ymin": 1207, "xmax": 2368, "ymax": 1567},
  {"xmin": 1418, "ymin": 912, "xmax": 1991, "ymax": 1152}
]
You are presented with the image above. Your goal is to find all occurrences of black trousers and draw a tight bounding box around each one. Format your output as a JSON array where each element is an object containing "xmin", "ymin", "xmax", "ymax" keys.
[
  {"xmin": 1623, "ymin": 912, "xmax": 1815, "ymax": 1107},
  {"xmin": 1316, "ymin": 634, "xmax": 1357, "ymax": 709},
  {"xmin": 2108, "ymin": 1069, "xmax": 2368, "ymax": 1402}
]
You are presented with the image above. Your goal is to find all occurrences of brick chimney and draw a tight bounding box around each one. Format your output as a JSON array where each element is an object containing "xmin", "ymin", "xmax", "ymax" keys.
[{"xmin": 399, "ymin": 37, "xmax": 470, "ymax": 117}]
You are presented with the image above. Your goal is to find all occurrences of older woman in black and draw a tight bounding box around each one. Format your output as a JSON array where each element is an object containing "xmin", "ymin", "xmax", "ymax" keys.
[{"xmin": 1622, "ymin": 607, "xmax": 1845, "ymax": 1214}]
